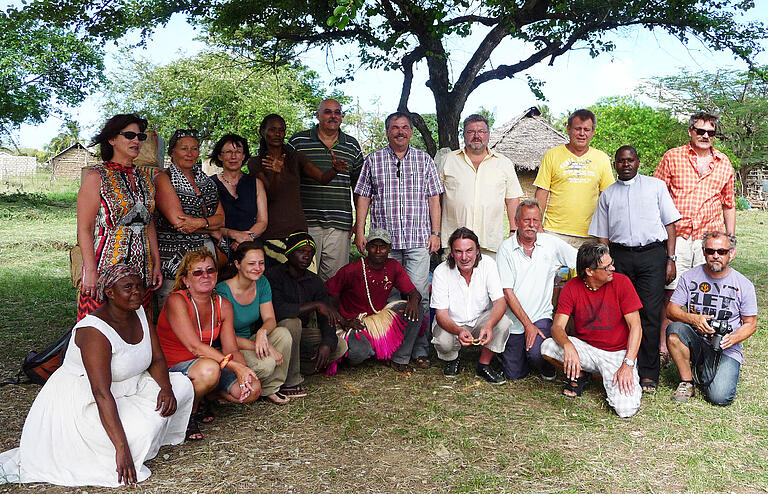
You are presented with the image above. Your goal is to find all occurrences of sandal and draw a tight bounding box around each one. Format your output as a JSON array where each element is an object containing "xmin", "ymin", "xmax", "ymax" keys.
[
  {"xmin": 412, "ymin": 356, "xmax": 431, "ymax": 369},
  {"xmin": 261, "ymin": 391, "xmax": 291, "ymax": 405},
  {"xmin": 641, "ymin": 380, "xmax": 658, "ymax": 393},
  {"xmin": 194, "ymin": 400, "xmax": 214, "ymax": 424},
  {"xmin": 280, "ymin": 385, "xmax": 308, "ymax": 398},
  {"xmin": 563, "ymin": 373, "xmax": 591, "ymax": 398},
  {"xmin": 186, "ymin": 416, "xmax": 203, "ymax": 441}
]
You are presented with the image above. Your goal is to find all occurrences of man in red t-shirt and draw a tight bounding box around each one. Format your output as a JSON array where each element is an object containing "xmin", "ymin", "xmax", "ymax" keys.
[
  {"xmin": 541, "ymin": 242, "xmax": 643, "ymax": 417},
  {"xmin": 326, "ymin": 228, "xmax": 421, "ymax": 372}
]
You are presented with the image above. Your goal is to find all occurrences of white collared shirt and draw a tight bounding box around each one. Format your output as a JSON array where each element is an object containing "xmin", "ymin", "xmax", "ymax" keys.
[
  {"xmin": 430, "ymin": 256, "xmax": 504, "ymax": 327},
  {"xmin": 496, "ymin": 233, "xmax": 577, "ymax": 334}
]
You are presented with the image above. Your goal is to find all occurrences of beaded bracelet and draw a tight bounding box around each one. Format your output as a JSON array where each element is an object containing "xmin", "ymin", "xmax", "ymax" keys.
[{"xmin": 219, "ymin": 353, "xmax": 232, "ymax": 369}]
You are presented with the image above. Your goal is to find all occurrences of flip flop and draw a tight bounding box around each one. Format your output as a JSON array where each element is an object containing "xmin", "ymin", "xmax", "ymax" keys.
[
  {"xmin": 194, "ymin": 400, "xmax": 215, "ymax": 424},
  {"xmin": 261, "ymin": 391, "xmax": 291, "ymax": 405},
  {"xmin": 280, "ymin": 385, "xmax": 308, "ymax": 398}
]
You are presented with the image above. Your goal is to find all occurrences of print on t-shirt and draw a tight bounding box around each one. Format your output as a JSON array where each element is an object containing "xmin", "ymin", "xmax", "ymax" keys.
[
  {"xmin": 582, "ymin": 294, "xmax": 621, "ymax": 332},
  {"xmin": 561, "ymin": 158, "xmax": 596, "ymax": 184},
  {"xmin": 685, "ymin": 278, "xmax": 738, "ymax": 321}
]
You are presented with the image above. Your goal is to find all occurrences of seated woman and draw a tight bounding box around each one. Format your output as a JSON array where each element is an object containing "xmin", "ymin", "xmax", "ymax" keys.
[
  {"xmin": 0, "ymin": 264, "xmax": 194, "ymax": 487},
  {"xmin": 209, "ymin": 133, "xmax": 268, "ymax": 250},
  {"xmin": 154, "ymin": 129, "xmax": 225, "ymax": 308},
  {"xmin": 216, "ymin": 242, "xmax": 292, "ymax": 404},
  {"xmin": 156, "ymin": 248, "xmax": 260, "ymax": 440},
  {"xmin": 247, "ymin": 113, "xmax": 347, "ymax": 267}
]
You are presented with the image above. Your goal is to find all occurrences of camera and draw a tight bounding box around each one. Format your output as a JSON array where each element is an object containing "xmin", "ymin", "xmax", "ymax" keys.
[{"xmin": 710, "ymin": 320, "xmax": 732, "ymax": 351}]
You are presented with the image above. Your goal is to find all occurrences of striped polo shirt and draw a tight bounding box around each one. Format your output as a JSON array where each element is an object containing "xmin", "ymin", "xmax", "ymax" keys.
[{"xmin": 288, "ymin": 125, "xmax": 364, "ymax": 230}]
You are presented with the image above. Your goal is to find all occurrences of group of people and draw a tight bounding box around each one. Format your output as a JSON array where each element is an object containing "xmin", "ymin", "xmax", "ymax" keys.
[{"xmin": 0, "ymin": 102, "xmax": 758, "ymax": 487}]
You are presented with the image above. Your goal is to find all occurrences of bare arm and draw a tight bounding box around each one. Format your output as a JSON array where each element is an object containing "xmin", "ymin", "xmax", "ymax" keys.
[
  {"xmin": 613, "ymin": 310, "xmax": 642, "ymax": 394},
  {"xmin": 666, "ymin": 302, "xmax": 714, "ymax": 334},
  {"xmin": 505, "ymin": 197, "xmax": 520, "ymax": 234},
  {"xmin": 664, "ymin": 222, "xmax": 677, "ymax": 284},
  {"xmin": 76, "ymin": 170, "xmax": 102, "ymax": 296},
  {"xmin": 354, "ymin": 195, "xmax": 371, "ymax": 254},
  {"xmin": 76, "ymin": 327, "xmax": 136, "ymax": 485},
  {"xmin": 146, "ymin": 218, "xmax": 163, "ymax": 290},
  {"xmin": 427, "ymin": 194, "xmax": 441, "ymax": 253},
  {"xmin": 550, "ymin": 312, "xmax": 582, "ymax": 380},
  {"xmin": 720, "ymin": 315, "xmax": 757, "ymax": 350},
  {"xmin": 503, "ymin": 288, "xmax": 544, "ymax": 350},
  {"xmin": 534, "ymin": 187, "xmax": 549, "ymax": 231},
  {"xmin": 146, "ymin": 316, "xmax": 177, "ymax": 417},
  {"xmin": 723, "ymin": 206, "xmax": 736, "ymax": 236}
]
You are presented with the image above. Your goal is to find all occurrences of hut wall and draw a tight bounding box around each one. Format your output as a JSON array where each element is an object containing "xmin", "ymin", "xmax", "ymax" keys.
[
  {"xmin": 517, "ymin": 169, "xmax": 538, "ymax": 199},
  {"xmin": 0, "ymin": 154, "xmax": 38, "ymax": 179},
  {"xmin": 51, "ymin": 147, "xmax": 99, "ymax": 181}
]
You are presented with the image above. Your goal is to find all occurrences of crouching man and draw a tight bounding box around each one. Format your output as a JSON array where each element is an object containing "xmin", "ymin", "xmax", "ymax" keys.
[
  {"xmin": 431, "ymin": 227, "xmax": 511, "ymax": 384},
  {"xmin": 666, "ymin": 231, "xmax": 757, "ymax": 405},
  {"xmin": 541, "ymin": 242, "xmax": 643, "ymax": 417}
]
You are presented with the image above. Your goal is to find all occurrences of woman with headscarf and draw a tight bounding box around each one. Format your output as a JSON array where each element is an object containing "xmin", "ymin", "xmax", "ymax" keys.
[
  {"xmin": 0, "ymin": 264, "xmax": 194, "ymax": 487},
  {"xmin": 154, "ymin": 129, "xmax": 225, "ymax": 307},
  {"xmin": 76, "ymin": 114, "xmax": 162, "ymax": 321}
]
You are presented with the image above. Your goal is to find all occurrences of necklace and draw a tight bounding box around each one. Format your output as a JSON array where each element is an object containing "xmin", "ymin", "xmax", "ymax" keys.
[
  {"xmin": 219, "ymin": 172, "xmax": 242, "ymax": 188},
  {"xmin": 189, "ymin": 292, "xmax": 215, "ymax": 346},
  {"xmin": 584, "ymin": 280, "xmax": 599, "ymax": 292},
  {"xmin": 361, "ymin": 259, "xmax": 382, "ymax": 315}
]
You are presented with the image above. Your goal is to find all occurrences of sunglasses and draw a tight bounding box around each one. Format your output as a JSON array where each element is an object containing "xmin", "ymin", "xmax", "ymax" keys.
[
  {"xmin": 322, "ymin": 109, "xmax": 343, "ymax": 116},
  {"xmin": 692, "ymin": 127, "xmax": 716, "ymax": 137},
  {"xmin": 119, "ymin": 131, "xmax": 148, "ymax": 141},
  {"xmin": 395, "ymin": 159, "xmax": 401, "ymax": 178},
  {"xmin": 189, "ymin": 266, "xmax": 217, "ymax": 277},
  {"xmin": 704, "ymin": 248, "xmax": 731, "ymax": 256}
]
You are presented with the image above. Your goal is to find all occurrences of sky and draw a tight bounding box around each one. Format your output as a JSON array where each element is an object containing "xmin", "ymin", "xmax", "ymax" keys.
[{"xmin": 8, "ymin": 2, "xmax": 768, "ymax": 149}]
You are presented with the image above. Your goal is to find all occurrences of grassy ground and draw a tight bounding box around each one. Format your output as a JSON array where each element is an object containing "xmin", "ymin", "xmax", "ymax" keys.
[{"xmin": 0, "ymin": 181, "xmax": 767, "ymax": 493}]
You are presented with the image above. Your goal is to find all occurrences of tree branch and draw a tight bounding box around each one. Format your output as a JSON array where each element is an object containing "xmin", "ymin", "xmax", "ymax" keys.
[{"xmin": 442, "ymin": 15, "xmax": 498, "ymax": 28}]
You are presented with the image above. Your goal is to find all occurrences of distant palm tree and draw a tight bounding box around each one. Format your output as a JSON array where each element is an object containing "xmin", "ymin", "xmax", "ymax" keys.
[{"xmin": 44, "ymin": 119, "xmax": 82, "ymax": 159}]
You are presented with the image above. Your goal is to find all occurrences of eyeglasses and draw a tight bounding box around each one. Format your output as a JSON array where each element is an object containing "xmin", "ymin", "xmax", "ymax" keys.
[
  {"xmin": 119, "ymin": 131, "xmax": 148, "ymax": 141},
  {"xmin": 593, "ymin": 262, "xmax": 615, "ymax": 271},
  {"xmin": 464, "ymin": 130, "xmax": 489, "ymax": 136},
  {"xmin": 692, "ymin": 127, "xmax": 716, "ymax": 137},
  {"xmin": 221, "ymin": 150, "xmax": 244, "ymax": 157},
  {"xmin": 322, "ymin": 109, "xmax": 343, "ymax": 117},
  {"xmin": 704, "ymin": 248, "xmax": 731, "ymax": 256},
  {"xmin": 189, "ymin": 267, "xmax": 217, "ymax": 277}
]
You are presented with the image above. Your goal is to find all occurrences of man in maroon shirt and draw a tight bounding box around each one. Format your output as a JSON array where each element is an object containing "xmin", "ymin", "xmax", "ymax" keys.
[
  {"xmin": 326, "ymin": 228, "xmax": 421, "ymax": 372},
  {"xmin": 541, "ymin": 242, "xmax": 643, "ymax": 417}
]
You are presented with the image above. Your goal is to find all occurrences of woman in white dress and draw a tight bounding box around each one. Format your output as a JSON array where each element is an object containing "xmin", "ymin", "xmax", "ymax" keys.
[{"xmin": 0, "ymin": 264, "xmax": 194, "ymax": 487}]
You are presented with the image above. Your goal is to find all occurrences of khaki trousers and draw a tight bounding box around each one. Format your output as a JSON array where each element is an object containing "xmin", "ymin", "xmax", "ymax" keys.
[
  {"xmin": 241, "ymin": 326, "xmax": 292, "ymax": 396},
  {"xmin": 279, "ymin": 317, "xmax": 348, "ymax": 386}
]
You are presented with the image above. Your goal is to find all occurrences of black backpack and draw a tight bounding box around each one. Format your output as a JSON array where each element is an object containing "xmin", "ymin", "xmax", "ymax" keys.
[{"xmin": 0, "ymin": 329, "xmax": 72, "ymax": 386}]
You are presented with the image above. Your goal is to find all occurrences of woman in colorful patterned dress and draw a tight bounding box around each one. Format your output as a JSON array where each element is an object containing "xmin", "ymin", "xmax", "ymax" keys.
[
  {"xmin": 76, "ymin": 114, "xmax": 163, "ymax": 321},
  {"xmin": 154, "ymin": 129, "xmax": 225, "ymax": 308}
]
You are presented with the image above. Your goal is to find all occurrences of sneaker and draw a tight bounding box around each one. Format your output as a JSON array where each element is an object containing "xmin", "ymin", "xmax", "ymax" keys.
[
  {"xmin": 476, "ymin": 364, "xmax": 507, "ymax": 385},
  {"xmin": 443, "ymin": 358, "xmax": 460, "ymax": 377},
  {"xmin": 672, "ymin": 381, "xmax": 695, "ymax": 402}
]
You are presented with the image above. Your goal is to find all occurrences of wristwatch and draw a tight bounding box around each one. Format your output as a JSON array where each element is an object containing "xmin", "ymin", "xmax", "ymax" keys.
[
  {"xmin": 667, "ymin": 255, "xmax": 677, "ymax": 262},
  {"xmin": 431, "ymin": 231, "xmax": 441, "ymax": 238},
  {"xmin": 622, "ymin": 358, "xmax": 636, "ymax": 367}
]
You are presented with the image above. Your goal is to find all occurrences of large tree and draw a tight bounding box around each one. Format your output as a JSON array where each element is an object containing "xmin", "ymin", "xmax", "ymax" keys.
[
  {"xmin": 101, "ymin": 51, "xmax": 342, "ymax": 150},
  {"xmin": 0, "ymin": 8, "xmax": 103, "ymax": 144},
  {"xmin": 20, "ymin": 0, "xmax": 766, "ymax": 155},
  {"xmin": 644, "ymin": 67, "xmax": 768, "ymax": 194}
]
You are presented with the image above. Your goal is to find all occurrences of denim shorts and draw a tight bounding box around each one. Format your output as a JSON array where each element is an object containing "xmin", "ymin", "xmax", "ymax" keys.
[{"xmin": 169, "ymin": 358, "xmax": 238, "ymax": 393}]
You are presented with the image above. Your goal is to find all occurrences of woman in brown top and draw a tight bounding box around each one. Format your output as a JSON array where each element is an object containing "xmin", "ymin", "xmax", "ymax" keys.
[{"xmin": 247, "ymin": 114, "xmax": 346, "ymax": 267}]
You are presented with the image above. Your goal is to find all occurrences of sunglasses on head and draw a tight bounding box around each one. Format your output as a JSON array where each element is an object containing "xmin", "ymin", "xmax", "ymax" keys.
[
  {"xmin": 704, "ymin": 248, "xmax": 731, "ymax": 256},
  {"xmin": 119, "ymin": 131, "xmax": 148, "ymax": 141},
  {"xmin": 189, "ymin": 266, "xmax": 217, "ymax": 277},
  {"xmin": 692, "ymin": 127, "xmax": 716, "ymax": 137}
]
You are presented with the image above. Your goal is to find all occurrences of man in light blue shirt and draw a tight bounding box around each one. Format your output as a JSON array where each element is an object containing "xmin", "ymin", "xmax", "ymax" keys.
[
  {"xmin": 588, "ymin": 145, "xmax": 681, "ymax": 392},
  {"xmin": 496, "ymin": 199, "xmax": 577, "ymax": 380}
]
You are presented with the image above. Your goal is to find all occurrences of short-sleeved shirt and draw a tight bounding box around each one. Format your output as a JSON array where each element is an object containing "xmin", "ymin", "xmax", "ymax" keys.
[
  {"xmin": 156, "ymin": 291, "xmax": 223, "ymax": 368},
  {"xmin": 670, "ymin": 265, "xmax": 757, "ymax": 364},
  {"xmin": 247, "ymin": 149, "xmax": 309, "ymax": 240},
  {"xmin": 288, "ymin": 126, "xmax": 364, "ymax": 231},
  {"xmin": 589, "ymin": 174, "xmax": 681, "ymax": 246},
  {"xmin": 430, "ymin": 256, "xmax": 504, "ymax": 327},
  {"xmin": 496, "ymin": 233, "xmax": 577, "ymax": 334},
  {"xmin": 215, "ymin": 277, "xmax": 272, "ymax": 339},
  {"xmin": 556, "ymin": 273, "xmax": 642, "ymax": 352},
  {"xmin": 440, "ymin": 148, "xmax": 523, "ymax": 252},
  {"xmin": 533, "ymin": 145, "xmax": 614, "ymax": 237},
  {"xmin": 653, "ymin": 144, "xmax": 735, "ymax": 240},
  {"xmin": 211, "ymin": 173, "xmax": 261, "ymax": 233},
  {"xmin": 354, "ymin": 145, "xmax": 444, "ymax": 250},
  {"xmin": 326, "ymin": 258, "xmax": 416, "ymax": 320}
]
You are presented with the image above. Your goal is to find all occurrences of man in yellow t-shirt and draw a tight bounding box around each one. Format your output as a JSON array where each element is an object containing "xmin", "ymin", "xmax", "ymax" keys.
[{"xmin": 533, "ymin": 109, "xmax": 614, "ymax": 248}]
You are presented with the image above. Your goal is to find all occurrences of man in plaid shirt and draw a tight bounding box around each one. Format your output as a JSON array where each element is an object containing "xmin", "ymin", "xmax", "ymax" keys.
[
  {"xmin": 354, "ymin": 112, "xmax": 444, "ymax": 368},
  {"xmin": 654, "ymin": 111, "xmax": 736, "ymax": 290}
]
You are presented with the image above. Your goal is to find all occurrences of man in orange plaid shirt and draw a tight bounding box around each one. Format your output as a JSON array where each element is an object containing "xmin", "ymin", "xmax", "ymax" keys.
[{"xmin": 654, "ymin": 112, "xmax": 735, "ymax": 357}]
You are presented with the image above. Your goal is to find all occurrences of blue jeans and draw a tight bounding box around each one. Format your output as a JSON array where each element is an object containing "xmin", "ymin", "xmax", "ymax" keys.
[
  {"xmin": 667, "ymin": 322, "xmax": 741, "ymax": 406},
  {"xmin": 388, "ymin": 247, "xmax": 431, "ymax": 360}
]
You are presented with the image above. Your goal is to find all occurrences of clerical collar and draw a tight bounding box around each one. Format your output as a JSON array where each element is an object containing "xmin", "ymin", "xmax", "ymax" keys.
[{"xmin": 618, "ymin": 176, "xmax": 636, "ymax": 185}]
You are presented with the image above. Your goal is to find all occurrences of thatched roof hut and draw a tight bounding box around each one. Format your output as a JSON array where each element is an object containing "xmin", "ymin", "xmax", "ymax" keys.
[
  {"xmin": 49, "ymin": 142, "xmax": 100, "ymax": 181},
  {"xmin": 488, "ymin": 106, "xmax": 568, "ymax": 197}
]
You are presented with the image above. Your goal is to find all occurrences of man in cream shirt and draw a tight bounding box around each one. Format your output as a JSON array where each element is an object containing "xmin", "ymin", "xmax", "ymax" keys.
[{"xmin": 440, "ymin": 114, "xmax": 523, "ymax": 258}]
